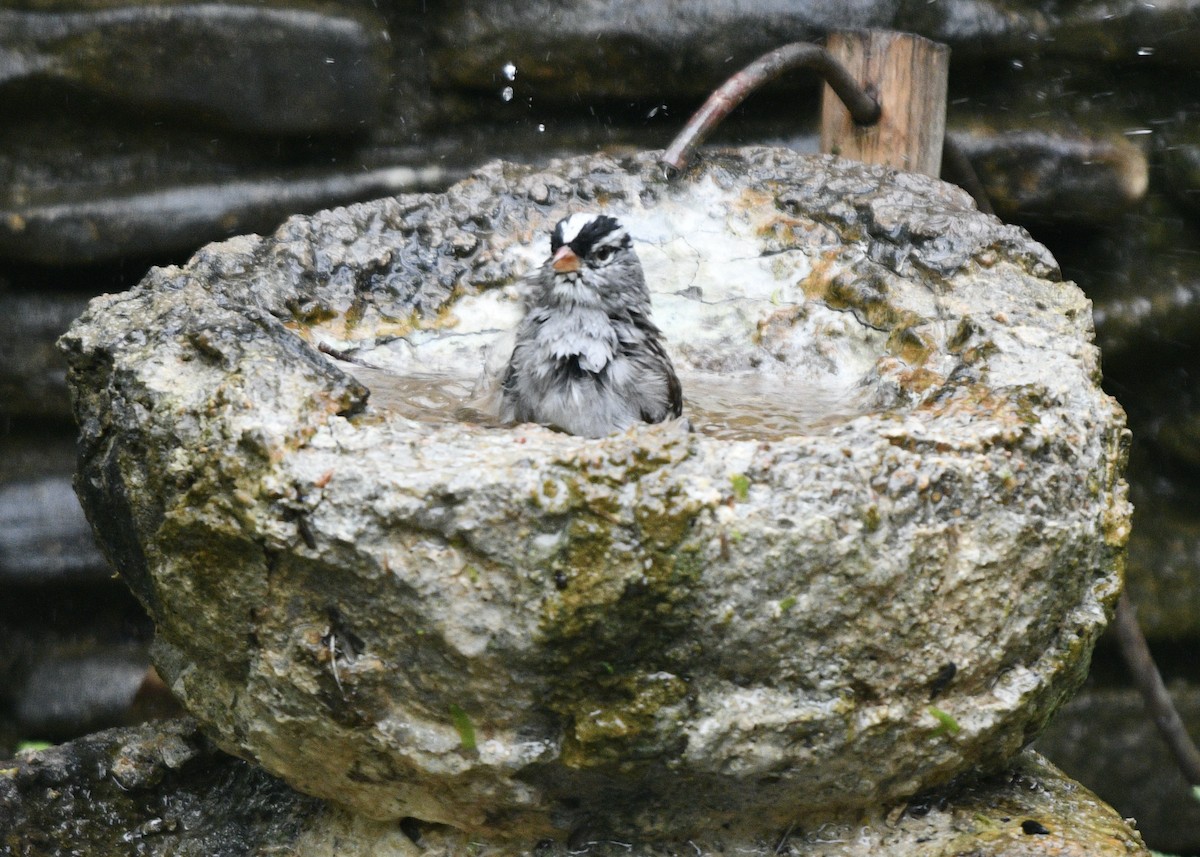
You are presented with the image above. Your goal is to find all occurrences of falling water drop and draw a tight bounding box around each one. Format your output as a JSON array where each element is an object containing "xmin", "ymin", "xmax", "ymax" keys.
[
  {"xmin": 1136, "ymin": 46, "xmax": 1155, "ymax": 57},
  {"xmin": 502, "ymin": 62, "xmax": 517, "ymax": 81},
  {"xmin": 501, "ymin": 86, "xmax": 514, "ymax": 102},
  {"xmin": 537, "ymin": 123, "xmax": 546, "ymax": 133}
]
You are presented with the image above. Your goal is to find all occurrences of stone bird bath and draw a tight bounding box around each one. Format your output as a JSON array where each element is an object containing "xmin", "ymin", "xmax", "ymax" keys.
[{"xmin": 60, "ymin": 149, "xmax": 1130, "ymax": 842}]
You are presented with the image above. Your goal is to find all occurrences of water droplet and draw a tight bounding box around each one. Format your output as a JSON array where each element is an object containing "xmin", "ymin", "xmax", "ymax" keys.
[
  {"xmin": 1010, "ymin": 59, "xmax": 1024, "ymax": 70},
  {"xmin": 1136, "ymin": 46, "xmax": 1155, "ymax": 56},
  {"xmin": 537, "ymin": 123, "xmax": 546, "ymax": 133},
  {"xmin": 501, "ymin": 86, "xmax": 514, "ymax": 102},
  {"xmin": 502, "ymin": 62, "xmax": 517, "ymax": 81}
]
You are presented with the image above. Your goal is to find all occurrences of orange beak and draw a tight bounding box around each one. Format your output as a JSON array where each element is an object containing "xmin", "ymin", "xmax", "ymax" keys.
[{"xmin": 551, "ymin": 246, "xmax": 581, "ymax": 273}]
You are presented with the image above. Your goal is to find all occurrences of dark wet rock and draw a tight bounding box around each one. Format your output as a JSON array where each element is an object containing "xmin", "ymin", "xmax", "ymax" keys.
[
  {"xmin": 60, "ymin": 148, "xmax": 1128, "ymax": 841},
  {"xmin": 13, "ymin": 648, "xmax": 153, "ymax": 740},
  {"xmin": 0, "ymin": 476, "xmax": 108, "ymax": 585},
  {"xmin": 1160, "ymin": 122, "xmax": 1200, "ymax": 217},
  {"xmin": 0, "ymin": 580, "xmax": 154, "ymax": 749},
  {"xmin": 0, "ymin": 428, "xmax": 76, "ymax": 484},
  {"xmin": 1037, "ymin": 683, "xmax": 1200, "ymax": 855},
  {"xmin": 936, "ymin": 56, "xmax": 1167, "ymax": 227},
  {"xmin": 0, "ymin": 428, "xmax": 153, "ymax": 747},
  {"xmin": 0, "ymin": 289, "xmax": 88, "ymax": 420},
  {"xmin": 1047, "ymin": 189, "xmax": 1200, "ymax": 638},
  {"xmin": 1058, "ymin": 190, "xmax": 1200, "ymax": 479},
  {"xmin": 766, "ymin": 751, "xmax": 1147, "ymax": 857},
  {"xmin": 0, "ymin": 723, "xmax": 1149, "ymax": 856},
  {"xmin": 0, "ymin": 431, "xmax": 110, "ymax": 585},
  {"xmin": 0, "ymin": 1, "xmax": 448, "ymax": 268},
  {"xmin": 0, "ymin": 90, "xmax": 675, "ymax": 267},
  {"xmin": 950, "ymin": 129, "xmax": 1148, "ymax": 226},
  {"xmin": 0, "ymin": 16, "xmax": 1178, "ymax": 268},
  {"xmin": 1032, "ymin": 0, "xmax": 1200, "ymax": 68},
  {"xmin": 432, "ymin": 0, "xmax": 1200, "ymax": 104},
  {"xmin": 1114, "ymin": 354, "xmax": 1200, "ymax": 480},
  {"xmin": 0, "ymin": 718, "xmax": 326, "ymax": 857},
  {"xmin": 1119, "ymin": 455, "xmax": 1200, "ymax": 639},
  {"xmin": 896, "ymin": 0, "xmax": 1200, "ymax": 67},
  {"xmin": 0, "ymin": 2, "xmax": 392, "ymax": 136},
  {"xmin": 431, "ymin": 1, "xmax": 897, "ymax": 101},
  {"xmin": 370, "ymin": 752, "xmax": 1151, "ymax": 855},
  {"xmin": 910, "ymin": 0, "xmax": 1200, "ymax": 66},
  {"xmin": 0, "ymin": 165, "xmax": 455, "ymax": 267},
  {"xmin": 1163, "ymin": 142, "xmax": 1200, "ymax": 216}
]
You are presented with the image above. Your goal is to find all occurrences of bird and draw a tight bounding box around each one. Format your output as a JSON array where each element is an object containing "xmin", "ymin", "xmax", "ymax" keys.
[{"xmin": 499, "ymin": 213, "xmax": 682, "ymax": 438}]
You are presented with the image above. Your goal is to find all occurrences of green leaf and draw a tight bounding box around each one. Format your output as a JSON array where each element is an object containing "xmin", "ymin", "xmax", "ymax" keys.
[
  {"xmin": 927, "ymin": 705, "xmax": 961, "ymax": 737},
  {"xmin": 778, "ymin": 596, "xmax": 797, "ymax": 613},
  {"xmin": 16, "ymin": 741, "xmax": 52, "ymax": 753},
  {"xmin": 449, "ymin": 704, "xmax": 477, "ymax": 751}
]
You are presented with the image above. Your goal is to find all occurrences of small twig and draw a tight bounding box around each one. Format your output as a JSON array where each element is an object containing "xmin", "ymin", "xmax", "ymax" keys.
[
  {"xmin": 327, "ymin": 630, "xmax": 346, "ymax": 698},
  {"xmin": 320, "ymin": 626, "xmax": 349, "ymax": 700},
  {"xmin": 774, "ymin": 820, "xmax": 797, "ymax": 855},
  {"xmin": 661, "ymin": 42, "xmax": 881, "ymax": 176},
  {"xmin": 1114, "ymin": 590, "xmax": 1200, "ymax": 785},
  {"xmin": 941, "ymin": 135, "xmax": 995, "ymax": 216},
  {"xmin": 317, "ymin": 341, "xmax": 363, "ymax": 363}
]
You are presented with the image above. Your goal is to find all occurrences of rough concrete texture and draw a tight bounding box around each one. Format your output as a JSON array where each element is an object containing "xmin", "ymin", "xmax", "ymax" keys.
[
  {"xmin": 60, "ymin": 149, "xmax": 1130, "ymax": 841},
  {"xmin": 0, "ymin": 718, "xmax": 324, "ymax": 857},
  {"xmin": 0, "ymin": 719, "xmax": 1148, "ymax": 857},
  {"xmin": 1037, "ymin": 682, "xmax": 1200, "ymax": 855},
  {"xmin": 0, "ymin": 3, "xmax": 391, "ymax": 136},
  {"xmin": 432, "ymin": 0, "xmax": 1200, "ymax": 102}
]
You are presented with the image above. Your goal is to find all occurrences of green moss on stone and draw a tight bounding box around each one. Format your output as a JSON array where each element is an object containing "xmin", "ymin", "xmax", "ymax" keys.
[
  {"xmin": 534, "ymin": 468, "xmax": 711, "ymax": 768},
  {"xmin": 887, "ymin": 325, "xmax": 936, "ymax": 366},
  {"xmin": 560, "ymin": 671, "xmax": 689, "ymax": 767}
]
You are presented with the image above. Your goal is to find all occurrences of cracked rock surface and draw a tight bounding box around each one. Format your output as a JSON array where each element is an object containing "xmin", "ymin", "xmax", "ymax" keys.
[
  {"xmin": 0, "ymin": 718, "xmax": 1149, "ymax": 857},
  {"xmin": 60, "ymin": 149, "xmax": 1130, "ymax": 841}
]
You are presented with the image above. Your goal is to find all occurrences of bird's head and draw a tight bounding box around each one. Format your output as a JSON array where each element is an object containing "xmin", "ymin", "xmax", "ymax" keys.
[{"xmin": 544, "ymin": 213, "xmax": 648, "ymax": 311}]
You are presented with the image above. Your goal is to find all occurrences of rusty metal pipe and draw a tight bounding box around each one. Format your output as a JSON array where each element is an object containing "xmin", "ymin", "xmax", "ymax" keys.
[{"xmin": 660, "ymin": 42, "xmax": 881, "ymax": 176}]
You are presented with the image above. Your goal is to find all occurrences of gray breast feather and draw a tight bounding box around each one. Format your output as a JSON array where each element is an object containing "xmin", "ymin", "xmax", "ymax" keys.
[{"xmin": 499, "ymin": 218, "xmax": 682, "ymax": 437}]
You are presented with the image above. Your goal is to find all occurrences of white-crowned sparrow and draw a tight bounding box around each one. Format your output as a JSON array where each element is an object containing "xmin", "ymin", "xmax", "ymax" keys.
[{"xmin": 499, "ymin": 213, "xmax": 682, "ymax": 438}]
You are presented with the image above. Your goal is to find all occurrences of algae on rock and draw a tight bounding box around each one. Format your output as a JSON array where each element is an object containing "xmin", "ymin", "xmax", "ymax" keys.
[{"xmin": 60, "ymin": 149, "xmax": 1130, "ymax": 840}]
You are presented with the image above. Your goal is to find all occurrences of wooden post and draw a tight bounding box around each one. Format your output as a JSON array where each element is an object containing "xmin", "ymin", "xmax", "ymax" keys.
[{"xmin": 820, "ymin": 30, "xmax": 949, "ymax": 178}]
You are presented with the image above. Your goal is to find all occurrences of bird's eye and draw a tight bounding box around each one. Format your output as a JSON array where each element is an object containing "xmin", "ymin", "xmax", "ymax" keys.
[{"xmin": 592, "ymin": 245, "xmax": 615, "ymax": 263}]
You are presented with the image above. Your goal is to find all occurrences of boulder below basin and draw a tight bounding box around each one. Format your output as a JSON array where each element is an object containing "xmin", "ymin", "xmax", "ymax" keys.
[{"xmin": 60, "ymin": 148, "xmax": 1130, "ymax": 841}]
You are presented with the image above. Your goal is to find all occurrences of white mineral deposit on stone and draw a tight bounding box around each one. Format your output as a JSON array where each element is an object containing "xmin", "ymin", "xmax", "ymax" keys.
[
  {"xmin": 531, "ymin": 532, "xmax": 563, "ymax": 555},
  {"xmin": 322, "ymin": 179, "xmax": 878, "ymax": 439},
  {"xmin": 991, "ymin": 665, "xmax": 1042, "ymax": 707},
  {"xmin": 60, "ymin": 150, "xmax": 1130, "ymax": 844}
]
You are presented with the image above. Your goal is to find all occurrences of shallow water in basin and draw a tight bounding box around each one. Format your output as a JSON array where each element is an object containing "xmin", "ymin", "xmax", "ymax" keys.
[
  {"xmin": 344, "ymin": 365, "xmax": 865, "ymax": 441},
  {"xmin": 681, "ymin": 373, "xmax": 865, "ymax": 440}
]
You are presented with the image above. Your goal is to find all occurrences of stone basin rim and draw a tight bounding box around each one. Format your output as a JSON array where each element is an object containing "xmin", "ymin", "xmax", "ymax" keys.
[{"xmin": 57, "ymin": 147, "xmax": 1130, "ymax": 838}]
